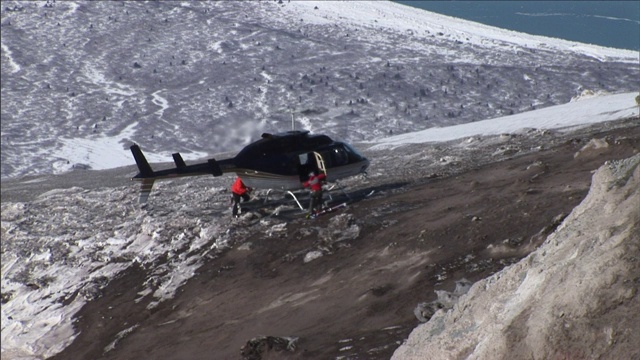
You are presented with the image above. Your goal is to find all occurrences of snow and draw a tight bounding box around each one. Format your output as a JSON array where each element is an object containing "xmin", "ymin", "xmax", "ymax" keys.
[
  {"xmin": 2, "ymin": 193, "xmax": 231, "ymax": 359},
  {"xmin": 369, "ymin": 92, "xmax": 639, "ymax": 150},
  {"xmin": 1, "ymin": 43, "xmax": 21, "ymax": 74},
  {"xmin": 51, "ymin": 121, "xmax": 208, "ymax": 175}
]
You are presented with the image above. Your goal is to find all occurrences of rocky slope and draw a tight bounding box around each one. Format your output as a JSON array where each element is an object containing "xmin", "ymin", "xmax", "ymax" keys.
[
  {"xmin": 392, "ymin": 154, "xmax": 640, "ymax": 359},
  {"xmin": 21, "ymin": 119, "xmax": 634, "ymax": 360}
]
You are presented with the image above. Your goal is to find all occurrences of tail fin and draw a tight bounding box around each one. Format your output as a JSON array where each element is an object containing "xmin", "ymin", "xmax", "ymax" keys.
[{"xmin": 131, "ymin": 144, "xmax": 154, "ymax": 177}]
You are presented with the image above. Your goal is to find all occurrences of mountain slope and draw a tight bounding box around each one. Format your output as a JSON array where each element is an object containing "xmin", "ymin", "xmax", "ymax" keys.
[
  {"xmin": 2, "ymin": 110, "xmax": 638, "ymax": 359},
  {"xmin": 43, "ymin": 119, "xmax": 638, "ymax": 360}
]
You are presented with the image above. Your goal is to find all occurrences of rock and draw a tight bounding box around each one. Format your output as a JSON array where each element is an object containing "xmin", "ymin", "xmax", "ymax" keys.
[
  {"xmin": 317, "ymin": 214, "xmax": 360, "ymax": 244},
  {"xmin": 574, "ymin": 137, "xmax": 610, "ymax": 158},
  {"xmin": 240, "ymin": 335, "xmax": 298, "ymax": 360},
  {"xmin": 304, "ymin": 250, "xmax": 323, "ymax": 263},
  {"xmin": 413, "ymin": 278, "xmax": 472, "ymax": 322}
]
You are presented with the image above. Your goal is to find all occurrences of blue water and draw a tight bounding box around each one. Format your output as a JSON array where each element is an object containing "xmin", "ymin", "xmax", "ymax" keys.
[{"xmin": 394, "ymin": 1, "xmax": 640, "ymax": 51}]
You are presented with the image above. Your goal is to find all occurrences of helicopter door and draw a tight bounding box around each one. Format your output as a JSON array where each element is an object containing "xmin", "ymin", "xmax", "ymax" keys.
[
  {"xmin": 297, "ymin": 152, "xmax": 327, "ymax": 181},
  {"xmin": 313, "ymin": 152, "xmax": 327, "ymax": 176},
  {"xmin": 297, "ymin": 152, "xmax": 314, "ymax": 181}
]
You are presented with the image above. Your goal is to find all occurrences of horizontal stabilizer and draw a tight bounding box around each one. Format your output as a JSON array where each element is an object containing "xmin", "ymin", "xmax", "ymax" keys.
[{"xmin": 172, "ymin": 153, "xmax": 186, "ymax": 169}]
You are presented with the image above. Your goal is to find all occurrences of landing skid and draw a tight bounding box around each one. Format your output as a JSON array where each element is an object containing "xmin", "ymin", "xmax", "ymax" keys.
[
  {"xmin": 262, "ymin": 189, "xmax": 306, "ymax": 210},
  {"xmin": 286, "ymin": 191, "xmax": 305, "ymax": 210},
  {"xmin": 262, "ymin": 182, "xmax": 352, "ymax": 212}
]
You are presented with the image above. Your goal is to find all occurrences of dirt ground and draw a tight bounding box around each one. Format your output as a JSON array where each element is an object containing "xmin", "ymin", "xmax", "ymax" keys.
[{"xmin": 50, "ymin": 122, "xmax": 639, "ymax": 360}]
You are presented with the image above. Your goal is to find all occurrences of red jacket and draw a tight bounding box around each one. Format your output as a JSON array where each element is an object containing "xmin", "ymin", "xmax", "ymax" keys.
[
  {"xmin": 304, "ymin": 173, "xmax": 326, "ymax": 192},
  {"xmin": 231, "ymin": 178, "xmax": 248, "ymax": 195}
]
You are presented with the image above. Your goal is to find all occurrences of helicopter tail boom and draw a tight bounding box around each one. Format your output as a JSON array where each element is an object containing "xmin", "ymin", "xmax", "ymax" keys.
[{"xmin": 130, "ymin": 144, "xmax": 229, "ymax": 203}]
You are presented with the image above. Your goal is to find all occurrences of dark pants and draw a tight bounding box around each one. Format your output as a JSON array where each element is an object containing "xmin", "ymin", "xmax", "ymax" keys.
[
  {"xmin": 308, "ymin": 190, "xmax": 323, "ymax": 214},
  {"xmin": 232, "ymin": 192, "xmax": 250, "ymax": 216}
]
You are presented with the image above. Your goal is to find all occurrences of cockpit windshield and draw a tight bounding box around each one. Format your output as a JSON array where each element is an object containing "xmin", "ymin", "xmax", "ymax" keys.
[{"xmin": 342, "ymin": 143, "xmax": 366, "ymax": 161}]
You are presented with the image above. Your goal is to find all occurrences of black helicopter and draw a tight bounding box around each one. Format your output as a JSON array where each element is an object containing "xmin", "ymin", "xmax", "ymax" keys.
[{"xmin": 130, "ymin": 130, "xmax": 370, "ymax": 204}]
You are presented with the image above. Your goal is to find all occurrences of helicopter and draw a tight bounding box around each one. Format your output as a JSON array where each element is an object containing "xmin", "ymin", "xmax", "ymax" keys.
[{"xmin": 130, "ymin": 130, "xmax": 370, "ymax": 205}]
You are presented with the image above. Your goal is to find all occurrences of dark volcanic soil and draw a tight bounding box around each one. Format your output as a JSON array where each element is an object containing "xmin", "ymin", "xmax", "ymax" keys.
[{"xmin": 50, "ymin": 122, "xmax": 639, "ymax": 360}]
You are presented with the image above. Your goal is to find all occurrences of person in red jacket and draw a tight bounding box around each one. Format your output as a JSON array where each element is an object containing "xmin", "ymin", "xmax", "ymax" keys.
[
  {"xmin": 303, "ymin": 170, "xmax": 326, "ymax": 216},
  {"xmin": 231, "ymin": 177, "xmax": 251, "ymax": 218}
]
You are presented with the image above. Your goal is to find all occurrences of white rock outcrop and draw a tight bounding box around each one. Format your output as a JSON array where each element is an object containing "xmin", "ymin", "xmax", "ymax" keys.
[{"xmin": 393, "ymin": 154, "xmax": 640, "ymax": 360}]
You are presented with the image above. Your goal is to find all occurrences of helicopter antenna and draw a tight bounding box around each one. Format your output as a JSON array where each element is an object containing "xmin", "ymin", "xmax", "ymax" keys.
[{"xmin": 291, "ymin": 109, "xmax": 295, "ymax": 131}]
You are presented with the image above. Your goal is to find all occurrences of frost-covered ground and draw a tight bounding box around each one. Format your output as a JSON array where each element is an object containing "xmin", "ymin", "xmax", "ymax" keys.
[
  {"xmin": 2, "ymin": 1, "xmax": 640, "ymax": 359},
  {"xmin": 1, "ymin": 1, "xmax": 638, "ymax": 179},
  {"xmin": 1, "ymin": 91, "xmax": 638, "ymax": 359}
]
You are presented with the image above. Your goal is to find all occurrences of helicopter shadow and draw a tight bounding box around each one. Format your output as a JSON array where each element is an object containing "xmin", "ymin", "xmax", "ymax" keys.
[{"xmin": 341, "ymin": 181, "xmax": 410, "ymax": 204}]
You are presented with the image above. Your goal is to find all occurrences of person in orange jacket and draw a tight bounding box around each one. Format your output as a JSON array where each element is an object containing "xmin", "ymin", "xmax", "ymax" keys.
[
  {"xmin": 303, "ymin": 170, "xmax": 326, "ymax": 216},
  {"xmin": 231, "ymin": 177, "xmax": 252, "ymax": 218}
]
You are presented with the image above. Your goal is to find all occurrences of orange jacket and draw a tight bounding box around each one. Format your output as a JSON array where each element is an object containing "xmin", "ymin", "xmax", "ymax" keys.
[{"xmin": 231, "ymin": 178, "xmax": 248, "ymax": 195}]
